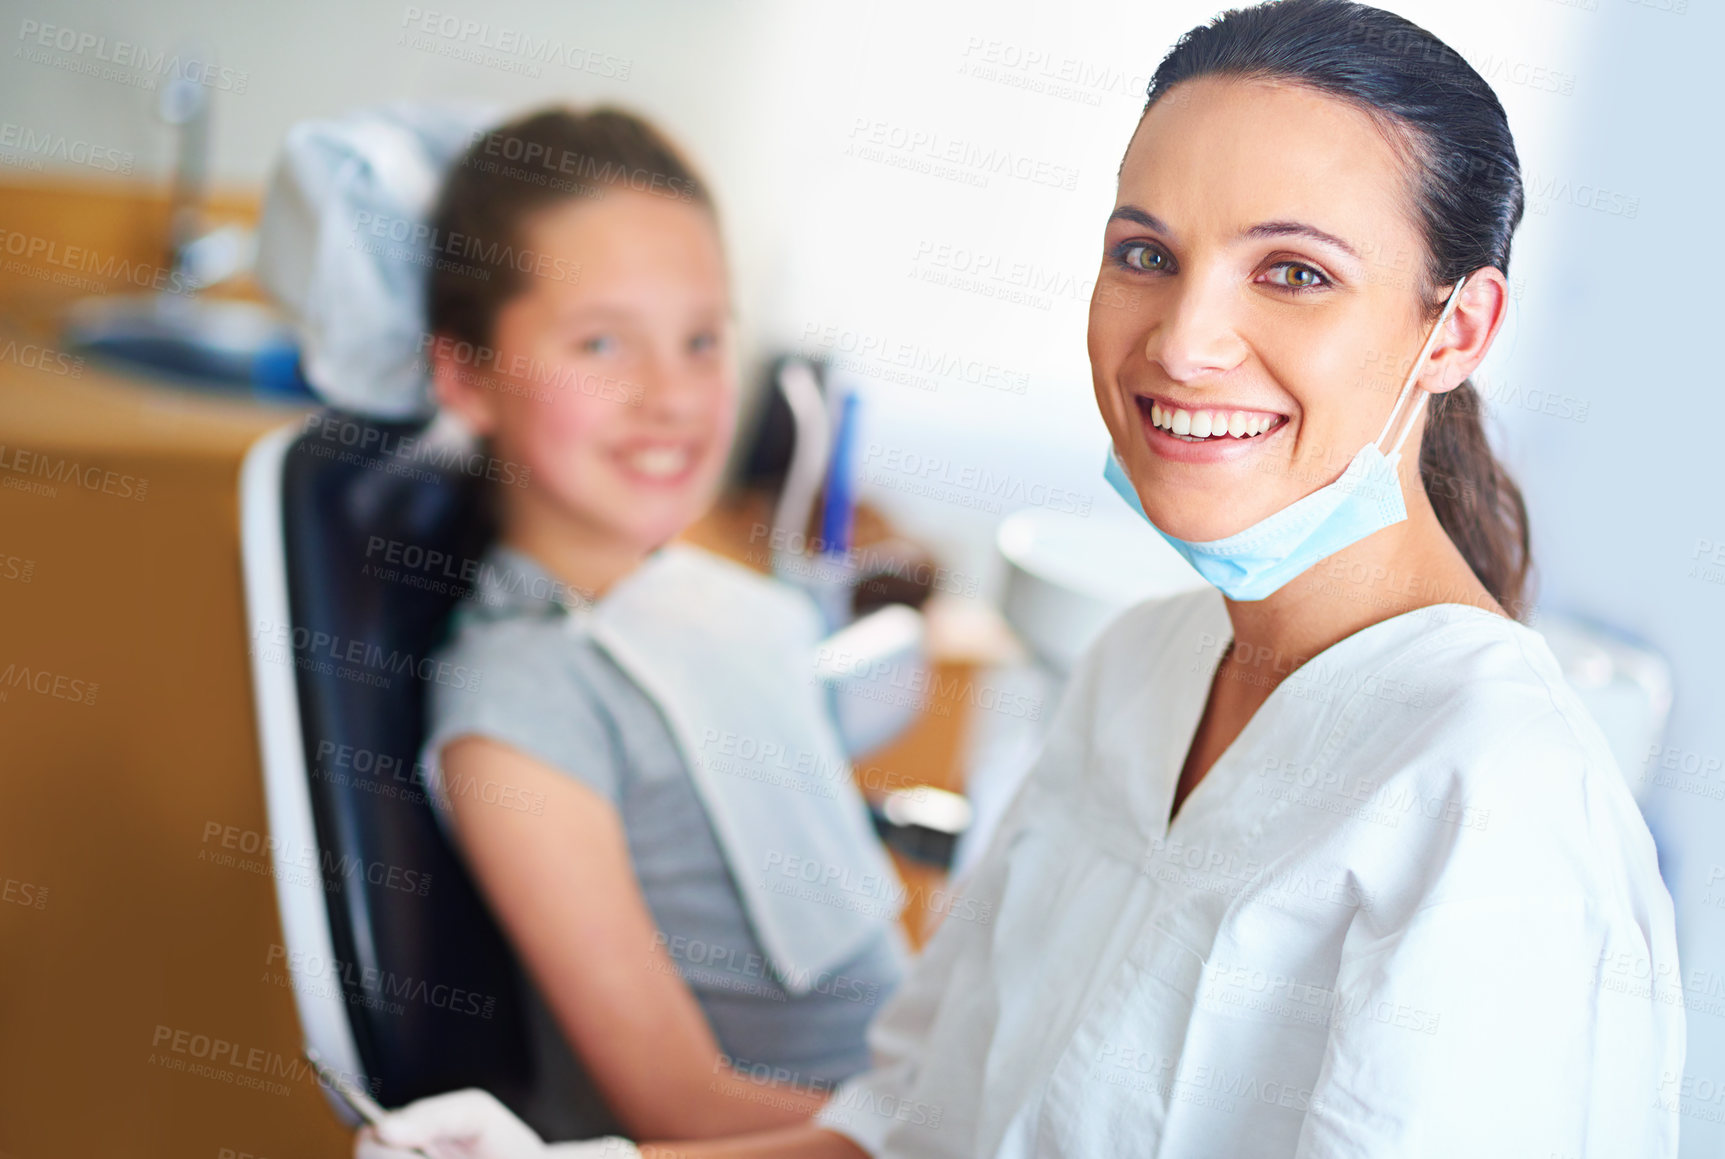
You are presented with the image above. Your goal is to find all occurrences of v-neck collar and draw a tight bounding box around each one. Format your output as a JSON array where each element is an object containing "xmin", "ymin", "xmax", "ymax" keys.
[
  {"xmin": 1154, "ymin": 590, "xmax": 1236, "ymax": 841},
  {"xmin": 1147, "ymin": 590, "xmax": 1514, "ymax": 843}
]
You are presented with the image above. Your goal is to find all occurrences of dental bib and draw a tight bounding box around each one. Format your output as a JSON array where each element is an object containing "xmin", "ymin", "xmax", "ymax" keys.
[
  {"xmin": 1105, "ymin": 276, "xmax": 1470, "ymax": 602},
  {"xmin": 571, "ymin": 545, "xmax": 901, "ymax": 994}
]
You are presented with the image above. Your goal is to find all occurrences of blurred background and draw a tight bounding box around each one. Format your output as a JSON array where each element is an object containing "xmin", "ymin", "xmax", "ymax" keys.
[{"xmin": 0, "ymin": 0, "xmax": 1719, "ymax": 1155}]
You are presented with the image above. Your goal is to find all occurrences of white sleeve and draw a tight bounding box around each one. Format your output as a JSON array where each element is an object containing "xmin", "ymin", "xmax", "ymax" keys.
[
  {"xmin": 812, "ymin": 827, "xmax": 1014, "ymax": 1157},
  {"xmin": 813, "ymin": 600, "xmax": 1125, "ymax": 1156},
  {"xmin": 1292, "ymin": 894, "xmax": 1680, "ymax": 1159},
  {"xmin": 811, "ymin": 676, "xmax": 1095, "ymax": 1158}
]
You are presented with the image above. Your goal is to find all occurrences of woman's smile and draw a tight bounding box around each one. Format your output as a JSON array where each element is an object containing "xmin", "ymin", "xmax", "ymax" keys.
[{"xmin": 1133, "ymin": 391, "xmax": 1291, "ymax": 464}]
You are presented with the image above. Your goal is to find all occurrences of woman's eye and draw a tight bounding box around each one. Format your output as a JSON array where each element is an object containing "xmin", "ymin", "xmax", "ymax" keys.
[
  {"xmin": 1117, "ymin": 243, "xmax": 1170, "ymax": 273},
  {"xmin": 579, "ymin": 334, "xmax": 618, "ymax": 355},
  {"xmin": 1263, "ymin": 262, "xmax": 1329, "ymax": 290},
  {"xmin": 689, "ymin": 331, "xmax": 719, "ymax": 355}
]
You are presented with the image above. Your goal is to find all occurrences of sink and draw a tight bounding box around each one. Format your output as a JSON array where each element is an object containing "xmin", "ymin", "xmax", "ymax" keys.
[
  {"xmin": 63, "ymin": 294, "xmax": 315, "ymax": 400},
  {"xmin": 997, "ymin": 506, "xmax": 1206, "ymax": 673}
]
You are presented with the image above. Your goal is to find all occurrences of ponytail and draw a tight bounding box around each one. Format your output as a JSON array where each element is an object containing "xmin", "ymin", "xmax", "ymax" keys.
[{"xmin": 1420, "ymin": 381, "xmax": 1532, "ymax": 614}]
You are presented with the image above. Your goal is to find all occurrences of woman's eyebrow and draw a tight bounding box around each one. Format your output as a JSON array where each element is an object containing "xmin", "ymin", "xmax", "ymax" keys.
[
  {"xmin": 1241, "ymin": 220, "xmax": 1361, "ymax": 262},
  {"xmin": 1107, "ymin": 205, "xmax": 1173, "ymax": 235},
  {"xmin": 1107, "ymin": 207, "xmax": 1363, "ymax": 266}
]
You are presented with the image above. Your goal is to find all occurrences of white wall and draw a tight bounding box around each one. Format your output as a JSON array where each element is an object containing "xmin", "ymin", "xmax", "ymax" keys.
[
  {"xmin": 4, "ymin": 0, "xmax": 1720, "ymax": 1148},
  {"xmin": 0, "ymin": 0, "xmax": 801, "ymax": 393},
  {"xmin": 1493, "ymin": 2, "xmax": 1725, "ymax": 1153}
]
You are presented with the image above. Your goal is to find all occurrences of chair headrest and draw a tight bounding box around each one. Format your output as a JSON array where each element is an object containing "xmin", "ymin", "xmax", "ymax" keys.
[{"xmin": 257, "ymin": 102, "xmax": 500, "ymax": 420}]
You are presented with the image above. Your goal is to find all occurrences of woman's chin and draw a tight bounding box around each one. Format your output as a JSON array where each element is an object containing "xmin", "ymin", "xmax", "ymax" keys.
[{"xmin": 1142, "ymin": 507, "xmax": 1250, "ymax": 544}]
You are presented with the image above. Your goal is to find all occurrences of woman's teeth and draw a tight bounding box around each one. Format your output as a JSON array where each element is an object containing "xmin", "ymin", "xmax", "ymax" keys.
[
  {"xmin": 621, "ymin": 446, "xmax": 693, "ymax": 478},
  {"xmin": 1148, "ymin": 400, "xmax": 1281, "ymax": 440}
]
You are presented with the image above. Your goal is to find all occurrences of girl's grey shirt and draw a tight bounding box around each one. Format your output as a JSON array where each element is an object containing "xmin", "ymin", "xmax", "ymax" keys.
[{"xmin": 422, "ymin": 545, "xmax": 907, "ymax": 1128}]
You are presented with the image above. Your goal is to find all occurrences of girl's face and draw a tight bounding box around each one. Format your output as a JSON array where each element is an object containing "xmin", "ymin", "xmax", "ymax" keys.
[
  {"xmin": 1088, "ymin": 76, "xmax": 1461, "ymax": 542},
  {"xmin": 437, "ymin": 189, "xmax": 736, "ymax": 554}
]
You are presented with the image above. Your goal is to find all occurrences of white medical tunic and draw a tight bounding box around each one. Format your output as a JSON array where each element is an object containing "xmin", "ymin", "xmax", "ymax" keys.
[{"xmin": 815, "ymin": 588, "xmax": 1683, "ymax": 1158}]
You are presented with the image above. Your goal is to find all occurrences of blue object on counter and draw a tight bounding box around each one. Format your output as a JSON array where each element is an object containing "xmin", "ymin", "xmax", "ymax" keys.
[
  {"xmin": 252, "ymin": 344, "xmax": 319, "ymax": 400},
  {"xmin": 62, "ymin": 294, "xmax": 318, "ymax": 401},
  {"xmin": 820, "ymin": 389, "xmax": 860, "ymax": 556}
]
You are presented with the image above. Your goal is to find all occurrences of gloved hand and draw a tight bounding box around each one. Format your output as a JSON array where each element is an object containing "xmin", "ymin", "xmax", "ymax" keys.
[{"xmin": 353, "ymin": 1088, "xmax": 639, "ymax": 1159}]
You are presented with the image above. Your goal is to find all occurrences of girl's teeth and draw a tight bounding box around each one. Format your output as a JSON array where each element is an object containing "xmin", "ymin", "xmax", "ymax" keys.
[
  {"xmin": 1149, "ymin": 402, "xmax": 1281, "ymax": 440},
  {"xmin": 624, "ymin": 447, "xmax": 691, "ymax": 478}
]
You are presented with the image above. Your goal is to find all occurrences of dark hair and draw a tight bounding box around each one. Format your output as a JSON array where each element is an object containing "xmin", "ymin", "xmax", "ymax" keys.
[
  {"xmin": 427, "ymin": 106, "xmax": 714, "ymax": 351},
  {"xmin": 1144, "ymin": 0, "xmax": 1532, "ymax": 614}
]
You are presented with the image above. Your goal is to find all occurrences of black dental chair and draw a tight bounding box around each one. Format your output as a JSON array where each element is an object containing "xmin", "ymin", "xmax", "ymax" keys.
[{"xmin": 240, "ymin": 410, "xmax": 614, "ymax": 1138}]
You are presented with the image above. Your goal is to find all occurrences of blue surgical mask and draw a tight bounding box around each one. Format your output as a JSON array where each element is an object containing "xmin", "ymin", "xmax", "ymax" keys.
[{"xmin": 1104, "ymin": 276, "xmax": 1470, "ymax": 602}]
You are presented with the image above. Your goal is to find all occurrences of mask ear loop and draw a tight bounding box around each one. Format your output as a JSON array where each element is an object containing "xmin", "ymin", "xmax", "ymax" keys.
[{"xmin": 1375, "ymin": 274, "xmax": 1471, "ymax": 457}]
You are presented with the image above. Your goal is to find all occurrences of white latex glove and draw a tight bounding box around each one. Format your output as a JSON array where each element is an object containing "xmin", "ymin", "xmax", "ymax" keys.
[{"xmin": 353, "ymin": 1088, "xmax": 639, "ymax": 1159}]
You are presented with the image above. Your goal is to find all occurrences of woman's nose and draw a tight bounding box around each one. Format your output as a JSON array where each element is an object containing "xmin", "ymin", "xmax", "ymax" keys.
[{"xmin": 1140, "ymin": 275, "xmax": 1248, "ymax": 383}]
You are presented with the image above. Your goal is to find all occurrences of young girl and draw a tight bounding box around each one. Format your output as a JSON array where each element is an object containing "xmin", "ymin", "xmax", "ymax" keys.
[{"xmin": 402, "ymin": 108, "xmax": 906, "ymax": 1143}]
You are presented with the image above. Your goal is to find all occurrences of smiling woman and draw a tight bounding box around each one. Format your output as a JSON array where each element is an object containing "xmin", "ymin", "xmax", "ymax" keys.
[
  {"xmin": 1090, "ymin": 6, "xmax": 1530, "ymax": 617},
  {"xmin": 356, "ymin": 6, "xmax": 1683, "ymax": 1159}
]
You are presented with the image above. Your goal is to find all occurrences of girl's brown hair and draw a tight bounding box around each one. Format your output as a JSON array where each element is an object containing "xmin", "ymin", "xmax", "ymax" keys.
[{"xmin": 426, "ymin": 106, "xmax": 714, "ymax": 351}]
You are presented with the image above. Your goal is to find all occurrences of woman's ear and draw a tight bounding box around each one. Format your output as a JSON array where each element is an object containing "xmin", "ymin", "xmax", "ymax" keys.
[
  {"xmin": 429, "ymin": 335, "xmax": 498, "ymax": 436},
  {"xmin": 1422, "ymin": 267, "xmax": 1509, "ymax": 395}
]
